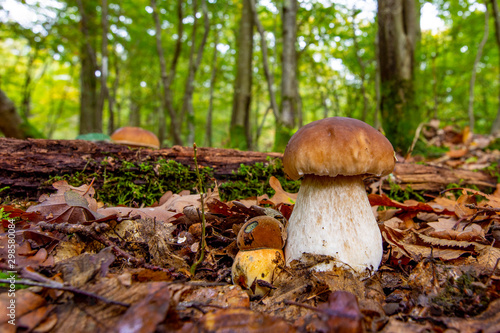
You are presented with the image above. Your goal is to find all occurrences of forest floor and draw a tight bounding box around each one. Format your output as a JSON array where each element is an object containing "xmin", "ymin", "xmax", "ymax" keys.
[{"xmin": 0, "ymin": 122, "xmax": 500, "ymax": 332}]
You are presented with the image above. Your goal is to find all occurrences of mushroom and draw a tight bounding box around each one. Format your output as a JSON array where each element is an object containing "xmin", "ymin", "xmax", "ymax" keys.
[
  {"xmin": 111, "ymin": 126, "xmax": 160, "ymax": 149},
  {"xmin": 232, "ymin": 216, "xmax": 286, "ymax": 296},
  {"xmin": 283, "ymin": 117, "xmax": 395, "ymax": 273}
]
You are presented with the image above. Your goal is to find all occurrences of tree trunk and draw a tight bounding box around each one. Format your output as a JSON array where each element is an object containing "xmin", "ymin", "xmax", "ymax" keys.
[
  {"xmin": 182, "ymin": 0, "xmax": 210, "ymax": 145},
  {"xmin": 276, "ymin": 0, "xmax": 299, "ymax": 151},
  {"xmin": 99, "ymin": 0, "xmax": 112, "ymax": 135},
  {"xmin": 0, "ymin": 89, "xmax": 28, "ymax": 139},
  {"xmin": 351, "ymin": 13, "xmax": 369, "ymax": 123},
  {"xmin": 230, "ymin": 0, "xmax": 254, "ymax": 150},
  {"xmin": 76, "ymin": 0, "xmax": 100, "ymax": 135},
  {"xmin": 377, "ymin": 0, "xmax": 419, "ymax": 151},
  {"xmin": 489, "ymin": 0, "xmax": 500, "ymax": 135},
  {"xmin": 206, "ymin": 29, "xmax": 220, "ymax": 147},
  {"xmin": 374, "ymin": 31, "xmax": 381, "ymax": 129},
  {"xmin": 151, "ymin": 0, "xmax": 183, "ymax": 145},
  {"xmin": 468, "ymin": 4, "xmax": 489, "ymax": 133}
]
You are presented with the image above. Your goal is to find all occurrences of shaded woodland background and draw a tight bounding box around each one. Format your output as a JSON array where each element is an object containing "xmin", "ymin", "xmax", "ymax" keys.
[{"xmin": 1, "ymin": 0, "xmax": 500, "ymax": 152}]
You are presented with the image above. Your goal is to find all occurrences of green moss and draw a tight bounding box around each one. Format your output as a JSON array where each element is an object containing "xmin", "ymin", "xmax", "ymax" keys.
[
  {"xmin": 219, "ymin": 157, "xmax": 301, "ymax": 202},
  {"xmin": 386, "ymin": 178, "xmax": 426, "ymax": 202},
  {"xmin": 49, "ymin": 159, "xmax": 214, "ymax": 206},
  {"xmin": 47, "ymin": 157, "xmax": 300, "ymax": 206}
]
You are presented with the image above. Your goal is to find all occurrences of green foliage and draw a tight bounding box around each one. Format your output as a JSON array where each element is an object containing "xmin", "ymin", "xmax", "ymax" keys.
[
  {"xmin": 0, "ymin": 207, "xmax": 10, "ymax": 220},
  {"xmin": 2, "ymin": 1, "xmax": 500, "ymax": 150},
  {"xmin": 412, "ymin": 140, "xmax": 450, "ymax": 159},
  {"xmin": 488, "ymin": 137, "xmax": 500, "ymax": 151},
  {"xmin": 0, "ymin": 272, "xmax": 29, "ymax": 290},
  {"xmin": 483, "ymin": 161, "xmax": 500, "ymax": 183},
  {"xmin": 219, "ymin": 158, "xmax": 301, "ymax": 202}
]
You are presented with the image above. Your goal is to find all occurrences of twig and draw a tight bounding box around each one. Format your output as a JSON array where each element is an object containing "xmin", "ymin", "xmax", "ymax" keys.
[
  {"xmin": 465, "ymin": 204, "xmax": 500, "ymax": 213},
  {"xmin": 0, "ymin": 279, "xmax": 129, "ymax": 307},
  {"xmin": 190, "ymin": 143, "xmax": 207, "ymax": 276}
]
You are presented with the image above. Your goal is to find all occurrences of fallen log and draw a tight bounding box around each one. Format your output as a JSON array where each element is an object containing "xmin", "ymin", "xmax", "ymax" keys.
[
  {"xmin": 0, "ymin": 138, "xmax": 281, "ymax": 199},
  {"xmin": 0, "ymin": 138, "xmax": 497, "ymax": 201}
]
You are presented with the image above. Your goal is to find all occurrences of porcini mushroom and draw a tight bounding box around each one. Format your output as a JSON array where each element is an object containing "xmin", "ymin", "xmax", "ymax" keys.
[
  {"xmin": 232, "ymin": 216, "xmax": 285, "ymax": 296},
  {"xmin": 283, "ymin": 117, "xmax": 395, "ymax": 273},
  {"xmin": 111, "ymin": 126, "xmax": 160, "ymax": 149}
]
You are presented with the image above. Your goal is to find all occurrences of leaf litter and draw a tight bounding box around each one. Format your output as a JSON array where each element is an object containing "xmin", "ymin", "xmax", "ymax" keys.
[{"xmin": 1, "ymin": 136, "xmax": 500, "ymax": 332}]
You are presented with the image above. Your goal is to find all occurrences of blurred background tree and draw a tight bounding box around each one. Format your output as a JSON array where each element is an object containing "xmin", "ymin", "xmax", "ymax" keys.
[{"xmin": 1, "ymin": 0, "xmax": 499, "ymax": 152}]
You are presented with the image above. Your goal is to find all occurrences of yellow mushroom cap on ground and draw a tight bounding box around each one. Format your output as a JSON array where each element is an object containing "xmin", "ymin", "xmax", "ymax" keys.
[{"xmin": 231, "ymin": 248, "xmax": 284, "ymax": 297}]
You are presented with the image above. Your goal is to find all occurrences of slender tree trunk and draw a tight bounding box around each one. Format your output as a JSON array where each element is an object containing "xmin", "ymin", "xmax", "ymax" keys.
[
  {"xmin": 230, "ymin": 0, "xmax": 254, "ymax": 150},
  {"xmin": 76, "ymin": 0, "xmax": 100, "ymax": 134},
  {"xmin": 107, "ymin": 48, "xmax": 119, "ymax": 134},
  {"xmin": 182, "ymin": 0, "xmax": 209, "ymax": 145},
  {"xmin": 21, "ymin": 48, "xmax": 38, "ymax": 119},
  {"xmin": 276, "ymin": 0, "xmax": 299, "ymax": 151},
  {"xmin": 0, "ymin": 89, "xmax": 27, "ymax": 139},
  {"xmin": 374, "ymin": 32, "xmax": 381, "ymax": 129},
  {"xmin": 468, "ymin": 4, "xmax": 489, "ymax": 133},
  {"xmin": 489, "ymin": 0, "xmax": 500, "ymax": 135},
  {"xmin": 99, "ymin": 0, "xmax": 112, "ymax": 135},
  {"xmin": 129, "ymin": 78, "xmax": 141, "ymax": 127},
  {"xmin": 206, "ymin": 30, "xmax": 220, "ymax": 147},
  {"xmin": 151, "ymin": 0, "xmax": 183, "ymax": 145},
  {"xmin": 377, "ymin": 0, "xmax": 419, "ymax": 151},
  {"xmin": 351, "ymin": 15, "xmax": 369, "ymax": 122}
]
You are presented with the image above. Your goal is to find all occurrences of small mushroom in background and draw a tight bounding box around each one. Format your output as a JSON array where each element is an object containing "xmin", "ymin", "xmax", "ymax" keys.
[
  {"xmin": 283, "ymin": 117, "xmax": 396, "ymax": 273},
  {"xmin": 110, "ymin": 126, "xmax": 160, "ymax": 149},
  {"xmin": 231, "ymin": 216, "xmax": 286, "ymax": 297}
]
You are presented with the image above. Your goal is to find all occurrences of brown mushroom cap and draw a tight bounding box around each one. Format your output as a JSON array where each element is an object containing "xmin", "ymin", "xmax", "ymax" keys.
[
  {"xmin": 283, "ymin": 117, "xmax": 395, "ymax": 180},
  {"xmin": 237, "ymin": 216, "xmax": 285, "ymax": 251},
  {"xmin": 111, "ymin": 127, "xmax": 160, "ymax": 149}
]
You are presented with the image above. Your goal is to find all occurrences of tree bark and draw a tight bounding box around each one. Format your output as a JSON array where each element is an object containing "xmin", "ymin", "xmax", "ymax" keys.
[
  {"xmin": 182, "ymin": 0, "xmax": 210, "ymax": 145},
  {"xmin": 230, "ymin": 0, "xmax": 254, "ymax": 150},
  {"xmin": 489, "ymin": 0, "xmax": 500, "ymax": 135},
  {"xmin": 351, "ymin": 13, "xmax": 369, "ymax": 123},
  {"xmin": 276, "ymin": 0, "xmax": 299, "ymax": 151},
  {"xmin": 99, "ymin": 0, "xmax": 113, "ymax": 135},
  {"xmin": 76, "ymin": 0, "xmax": 100, "ymax": 135},
  {"xmin": 151, "ymin": 0, "xmax": 183, "ymax": 145},
  {"xmin": 377, "ymin": 0, "xmax": 419, "ymax": 151},
  {"xmin": 0, "ymin": 138, "xmax": 282, "ymax": 199},
  {"xmin": 0, "ymin": 89, "xmax": 28, "ymax": 139},
  {"xmin": 206, "ymin": 29, "xmax": 220, "ymax": 147},
  {"xmin": 468, "ymin": 4, "xmax": 489, "ymax": 133}
]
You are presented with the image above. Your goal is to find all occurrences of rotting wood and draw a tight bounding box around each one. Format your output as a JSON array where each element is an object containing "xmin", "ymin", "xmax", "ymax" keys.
[
  {"xmin": 0, "ymin": 138, "xmax": 281, "ymax": 199},
  {"xmin": 0, "ymin": 138, "xmax": 497, "ymax": 200}
]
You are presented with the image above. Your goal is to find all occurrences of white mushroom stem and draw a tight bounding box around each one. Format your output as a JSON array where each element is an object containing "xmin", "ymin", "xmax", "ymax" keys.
[{"xmin": 284, "ymin": 175, "xmax": 383, "ymax": 273}]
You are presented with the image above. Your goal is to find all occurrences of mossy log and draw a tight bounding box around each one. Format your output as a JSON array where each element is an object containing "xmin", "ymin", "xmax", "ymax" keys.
[
  {"xmin": 0, "ymin": 138, "xmax": 496, "ymax": 201},
  {"xmin": 0, "ymin": 138, "xmax": 281, "ymax": 200}
]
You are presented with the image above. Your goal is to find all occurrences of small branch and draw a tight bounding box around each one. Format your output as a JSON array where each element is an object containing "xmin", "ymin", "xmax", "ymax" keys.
[
  {"xmin": 0, "ymin": 279, "xmax": 129, "ymax": 307},
  {"xmin": 465, "ymin": 204, "xmax": 500, "ymax": 212},
  {"xmin": 190, "ymin": 143, "xmax": 207, "ymax": 276}
]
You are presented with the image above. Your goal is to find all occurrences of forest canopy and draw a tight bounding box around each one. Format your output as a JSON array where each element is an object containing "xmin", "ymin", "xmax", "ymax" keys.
[{"xmin": 1, "ymin": 0, "xmax": 500, "ymax": 152}]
